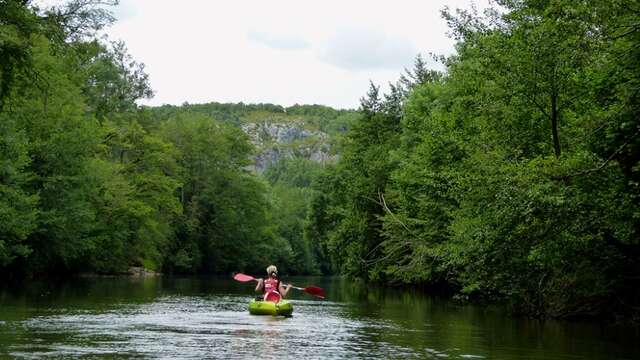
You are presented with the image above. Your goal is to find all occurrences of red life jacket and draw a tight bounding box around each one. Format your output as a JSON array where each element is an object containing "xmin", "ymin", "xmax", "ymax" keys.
[
  {"xmin": 263, "ymin": 278, "xmax": 281, "ymax": 303},
  {"xmin": 263, "ymin": 278, "xmax": 280, "ymax": 293}
]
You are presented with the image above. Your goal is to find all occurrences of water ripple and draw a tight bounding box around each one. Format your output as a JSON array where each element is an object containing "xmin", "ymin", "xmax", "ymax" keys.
[{"xmin": 6, "ymin": 295, "xmax": 450, "ymax": 359}]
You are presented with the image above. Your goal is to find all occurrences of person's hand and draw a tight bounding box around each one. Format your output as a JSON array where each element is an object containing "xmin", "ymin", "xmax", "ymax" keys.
[
  {"xmin": 255, "ymin": 278, "xmax": 264, "ymax": 293},
  {"xmin": 286, "ymin": 283, "xmax": 292, "ymax": 290}
]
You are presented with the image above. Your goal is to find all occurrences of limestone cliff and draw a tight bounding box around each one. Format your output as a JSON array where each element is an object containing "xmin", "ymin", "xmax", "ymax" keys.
[{"xmin": 241, "ymin": 120, "xmax": 336, "ymax": 173}]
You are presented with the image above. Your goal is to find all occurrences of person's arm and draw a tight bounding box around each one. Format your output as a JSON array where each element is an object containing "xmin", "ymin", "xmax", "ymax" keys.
[
  {"xmin": 279, "ymin": 282, "xmax": 292, "ymax": 297},
  {"xmin": 255, "ymin": 278, "xmax": 264, "ymax": 293}
]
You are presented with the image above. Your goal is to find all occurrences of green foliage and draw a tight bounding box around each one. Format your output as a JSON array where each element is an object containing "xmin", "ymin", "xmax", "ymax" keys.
[
  {"xmin": 0, "ymin": 0, "xmax": 38, "ymax": 109},
  {"xmin": 263, "ymin": 158, "xmax": 326, "ymax": 275},
  {"xmin": 158, "ymin": 114, "xmax": 279, "ymax": 274},
  {"xmin": 4, "ymin": 0, "xmax": 638, "ymax": 323},
  {"xmin": 307, "ymin": 0, "xmax": 640, "ymax": 321},
  {"xmin": 0, "ymin": 1, "xmax": 324, "ymax": 278},
  {"xmin": 304, "ymin": 82, "xmax": 405, "ymax": 279},
  {"xmin": 83, "ymin": 120, "xmax": 181, "ymax": 273},
  {"xmin": 8, "ymin": 35, "xmax": 104, "ymax": 273},
  {"xmin": 147, "ymin": 101, "xmax": 357, "ymax": 136},
  {"xmin": 0, "ymin": 115, "xmax": 37, "ymax": 266},
  {"xmin": 263, "ymin": 157, "xmax": 324, "ymax": 188},
  {"xmin": 285, "ymin": 104, "xmax": 358, "ymax": 134},
  {"xmin": 72, "ymin": 40, "xmax": 153, "ymax": 120},
  {"xmin": 148, "ymin": 102, "xmax": 286, "ymax": 127},
  {"xmin": 447, "ymin": 154, "xmax": 636, "ymax": 317}
]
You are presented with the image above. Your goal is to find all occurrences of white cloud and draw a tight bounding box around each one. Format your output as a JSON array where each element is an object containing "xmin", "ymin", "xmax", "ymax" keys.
[
  {"xmin": 319, "ymin": 26, "xmax": 417, "ymax": 71},
  {"xmin": 248, "ymin": 31, "xmax": 309, "ymax": 51},
  {"xmin": 78, "ymin": 0, "xmax": 492, "ymax": 109}
]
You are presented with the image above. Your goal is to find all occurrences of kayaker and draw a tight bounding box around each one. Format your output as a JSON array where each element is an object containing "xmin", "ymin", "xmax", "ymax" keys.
[{"xmin": 255, "ymin": 265, "xmax": 291, "ymax": 301}]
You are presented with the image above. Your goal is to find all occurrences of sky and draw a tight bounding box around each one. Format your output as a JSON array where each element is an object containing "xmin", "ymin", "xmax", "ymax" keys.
[{"xmin": 40, "ymin": 0, "xmax": 491, "ymax": 109}]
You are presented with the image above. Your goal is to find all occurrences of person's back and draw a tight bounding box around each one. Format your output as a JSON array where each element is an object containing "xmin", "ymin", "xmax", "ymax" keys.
[
  {"xmin": 255, "ymin": 265, "xmax": 291, "ymax": 302},
  {"xmin": 263, "ymin": 277, "xmax": 279, "ymax": 293}
]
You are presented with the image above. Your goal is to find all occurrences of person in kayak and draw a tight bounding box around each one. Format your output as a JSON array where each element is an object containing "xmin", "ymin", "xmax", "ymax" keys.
[{"xmin": 255, "ymin": 265, "xmax": 291, "ymax": 301}]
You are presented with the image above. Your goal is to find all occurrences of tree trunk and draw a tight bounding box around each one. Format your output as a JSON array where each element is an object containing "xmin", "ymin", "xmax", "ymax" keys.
[{"xmin": 551, "ymin": 94, "xmax": 561, "ymax": 158}]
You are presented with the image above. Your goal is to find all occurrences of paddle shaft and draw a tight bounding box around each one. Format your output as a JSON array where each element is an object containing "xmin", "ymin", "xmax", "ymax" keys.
[
  {"xmin": 233, "ymin": 273, "xmax": 324, "ymax": 298},
  {"xmin": 244, "ymin": 275, "xmax": 297, "ymax": 290},
  {"xmin": 241, "ymin": 276, "xmax": 301, "ymax": 289},
  {"xmin": 261, "ymin": 280, "xmax": 302, "ymax": 290},
  {"xmin": 281, "ymin": 284, "xmax": 324, "ymax": 298}
]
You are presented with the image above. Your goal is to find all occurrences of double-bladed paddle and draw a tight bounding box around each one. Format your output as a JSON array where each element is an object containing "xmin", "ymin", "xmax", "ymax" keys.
[{"xmin": 233, "ymin": 273, "xmax": 325, "ymax": 299}]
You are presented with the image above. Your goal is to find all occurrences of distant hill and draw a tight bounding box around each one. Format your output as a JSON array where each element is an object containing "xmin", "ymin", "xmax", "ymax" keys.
[{"xmin": 147, "ymin": 102, "xmax": 360, "ymax": 173}]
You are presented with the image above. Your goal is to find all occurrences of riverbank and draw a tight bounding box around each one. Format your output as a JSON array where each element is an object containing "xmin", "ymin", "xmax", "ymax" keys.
[{"xmin": 74, "ymin": 267, "xmax": 161, "ymax": 278}]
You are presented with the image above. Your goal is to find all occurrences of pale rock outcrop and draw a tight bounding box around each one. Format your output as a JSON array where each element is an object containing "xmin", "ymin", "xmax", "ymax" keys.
[{"xmin": 241, "ymin": 120, "xmax": 337, "ymax": 173}]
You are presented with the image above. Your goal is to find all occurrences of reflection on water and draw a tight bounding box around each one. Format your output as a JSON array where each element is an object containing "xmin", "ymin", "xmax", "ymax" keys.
[{"xmin": 0, "ymin": 276, "xmax": 638, "ymax": 359}]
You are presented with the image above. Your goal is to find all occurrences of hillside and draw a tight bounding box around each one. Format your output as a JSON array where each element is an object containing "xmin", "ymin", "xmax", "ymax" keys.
[{"xmin": 147, "ymin": 102, "xmax": 359, "ymax": 173}]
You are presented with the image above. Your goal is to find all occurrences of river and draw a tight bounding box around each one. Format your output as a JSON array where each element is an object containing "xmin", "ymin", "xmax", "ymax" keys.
[{"xmin": 0, "ymin": 276, "xmax": 637, "ymax": 359}]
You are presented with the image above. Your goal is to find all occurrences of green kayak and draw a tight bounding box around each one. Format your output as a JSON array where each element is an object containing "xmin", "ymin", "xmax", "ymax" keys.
[{"xmin": 248, "ymin": 299, "xmax": 293, "ymax": 317}]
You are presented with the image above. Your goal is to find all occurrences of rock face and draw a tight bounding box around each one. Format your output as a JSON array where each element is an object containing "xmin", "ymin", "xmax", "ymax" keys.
[
  {"xmin": 242, "ymin": 121, "xmax": 322, "ymax": 144},
  {"xmin": 241, "ymin": 120, "xmax": 336, "ymax": 173},
  {"xmin": 128, "ymin": 266, "xmax": 160, "ymax": 277}
]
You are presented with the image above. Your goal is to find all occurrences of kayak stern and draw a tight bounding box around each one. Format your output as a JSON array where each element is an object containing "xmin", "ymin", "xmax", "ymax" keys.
[{"xmin": 248, "ymin": 299, "xmax": 293, "ymax": 317}]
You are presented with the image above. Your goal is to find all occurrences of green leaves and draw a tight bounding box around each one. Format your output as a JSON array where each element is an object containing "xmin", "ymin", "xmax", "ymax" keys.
[
  {"xmin": 156, "ymin": 113, "xmax": 273, "ymax": 274},
  {"xmin": 307, "ymin": 0, "xmax": 640, "ymax": 320},
  {"xmin": 0, "ymin": 0, "xmax": 38, "ymax": 109},
  {"xmin": 76, "ymin": 40, "xmax": 153, "ymax": 120},
  {"xmin": 0, "ymin": 1, "xmax": 335, "ymax": 279},
  {"xmin": 0, "ymin": 116, "xmax": 37, "ymax": 266}
]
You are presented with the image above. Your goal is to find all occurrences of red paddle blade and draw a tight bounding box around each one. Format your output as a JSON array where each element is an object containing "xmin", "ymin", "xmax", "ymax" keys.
[
  {"xmin": 233, "ymin": 273, "xmax": 256, "ymax": 282},
  {"xmin": 303, "ymin": 285, "xmax": 325, "ymax": 299}
]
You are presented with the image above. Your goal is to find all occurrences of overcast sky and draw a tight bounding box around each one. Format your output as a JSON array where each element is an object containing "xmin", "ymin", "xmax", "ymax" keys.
[{"xmin": 42, "ymin": 0, "xmax": 491, "ymax": 109}]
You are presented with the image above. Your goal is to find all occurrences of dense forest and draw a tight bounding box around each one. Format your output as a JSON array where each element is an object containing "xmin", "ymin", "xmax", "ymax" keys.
[
  {"xmin": 306, "ymin": 0, "xmax": 640, "ymax": 320},
  {"xmin": 0, "ymin": 0, "xmax": 342, "ymax": 278},
  {"xmin": 1, "ymin": 0, "xmax": 639, "ymax": 322}
]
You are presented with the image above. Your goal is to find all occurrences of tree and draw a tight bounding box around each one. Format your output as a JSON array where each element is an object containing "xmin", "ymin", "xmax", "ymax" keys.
[
  {"xmin": 160, "ymin": 114, "xmax": 279, "ymax": 274},
  {"xmin": 443, "ymin": 0, "xmax": 601, "ymax": 158},
  {"xmin": 0, "ymin": 0, "xmax": 38, "ymax": 110},
  {"xmin": 9, "ymin": 36, "xmax": 104, "ymax": 273},
  {"xmin": 72, "ymin": 40, "xmax": 153, "ymax": 120},
  {"xmin": 0, "ymin": 114, "xmax": 37, "ymax": 267},
  {"xmin": 306, "ymin": 0, "xmax": 640, "ymax": 321}
]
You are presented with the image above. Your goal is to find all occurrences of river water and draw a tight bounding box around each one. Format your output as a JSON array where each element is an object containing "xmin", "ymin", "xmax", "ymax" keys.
[{"xmin": 0, "ymin": 276, "xmax": 637, "ymax": 359}]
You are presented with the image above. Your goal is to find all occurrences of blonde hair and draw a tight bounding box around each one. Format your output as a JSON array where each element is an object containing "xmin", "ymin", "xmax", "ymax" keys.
[{"xmin": 266, "ymin": 265, "xmax": 277, "ymax": 276}]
